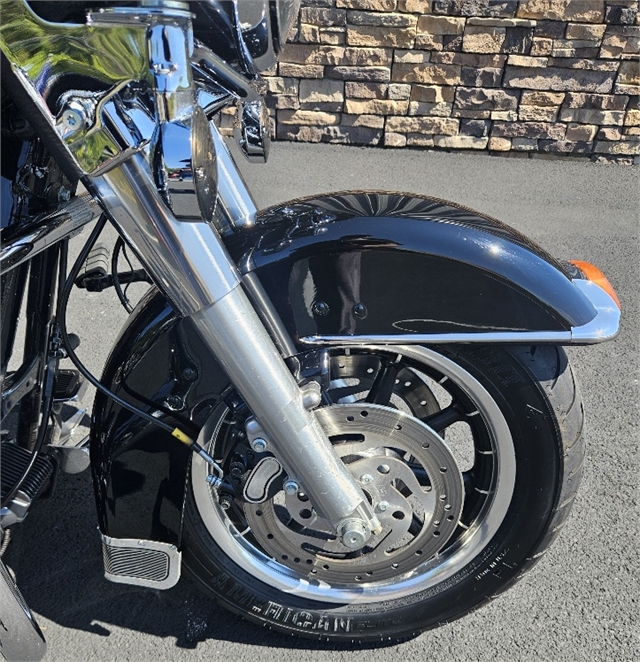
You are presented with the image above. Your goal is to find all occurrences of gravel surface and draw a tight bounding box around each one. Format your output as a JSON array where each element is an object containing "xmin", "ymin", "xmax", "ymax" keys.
[{"xmin": 5, "ymin": 144, "xmax": 638, "ymax": 662}]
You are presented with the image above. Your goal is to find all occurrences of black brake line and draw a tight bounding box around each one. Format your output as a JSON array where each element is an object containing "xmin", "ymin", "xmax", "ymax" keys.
[{"xmin": 111, "ymin": 235, "xmax": 133, "ymax": 314}]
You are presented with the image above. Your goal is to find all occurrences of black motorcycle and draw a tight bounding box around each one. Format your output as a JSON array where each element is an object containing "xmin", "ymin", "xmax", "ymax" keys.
[{"xmin": 0, "ymin": 1, "xmax": 620, "ymax": 658}]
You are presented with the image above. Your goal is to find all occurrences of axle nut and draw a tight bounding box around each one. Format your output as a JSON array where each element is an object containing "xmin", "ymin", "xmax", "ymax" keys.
[{"xmin": 338, "ymin": 519, "xmax": 370, "ymax": 549}]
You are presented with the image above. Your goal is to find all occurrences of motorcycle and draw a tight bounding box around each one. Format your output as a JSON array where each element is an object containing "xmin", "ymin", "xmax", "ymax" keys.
[{"xmin": 0, "ymin": 1, "xmax": 621, "ymax": 658}]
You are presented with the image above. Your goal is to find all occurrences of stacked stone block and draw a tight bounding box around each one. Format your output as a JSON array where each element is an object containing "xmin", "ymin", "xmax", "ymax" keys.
[{"xmin": 227, "ymin": 0, "xmax": 639, "ymax": 162}]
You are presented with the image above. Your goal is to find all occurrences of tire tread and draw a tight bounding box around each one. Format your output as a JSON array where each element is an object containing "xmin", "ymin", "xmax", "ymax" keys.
[{"xmin": 505, "ymin": 345, "xmax": 585, "ymax": 580}]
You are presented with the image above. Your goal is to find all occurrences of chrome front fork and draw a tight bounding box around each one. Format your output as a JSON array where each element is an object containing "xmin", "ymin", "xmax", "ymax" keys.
[{"xmin": 90, "ymin": 143, "xmax": 378, "ymax": 545}]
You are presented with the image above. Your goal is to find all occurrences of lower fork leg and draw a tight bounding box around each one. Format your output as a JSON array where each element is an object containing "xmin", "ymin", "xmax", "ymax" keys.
[{"xmin": 190, "ymin": 287, "xmax": 379, "ymax": 543}]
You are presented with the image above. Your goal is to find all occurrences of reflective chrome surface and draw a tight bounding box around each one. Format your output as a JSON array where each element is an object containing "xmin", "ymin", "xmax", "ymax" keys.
[
  {"xmin": 0, "ymin": 196, "xmax": 100, "ymax": 275},
  {"xmin": 145, "ymin": 10, "xmax": 194, "ymax": 122},
  {"xmin": 234, "ymin": 99, "xmax": 271, "ymax": 163},
  {"xmin": 192, "ymin": 43, "xmax": 260, "ymax": 104},
  {"xmin": 150, "ymin": 107, "xmax": 218, "ymax": 225},
  {"xmin": 91, "ymin": 152, "xmax": 240, "ymax": 315},
  {"xmin": 192, "ymin": 345, "xmax": 516, "ymax": 604},
  {"xmin": 209, "ymin": 122, "xmax": 258, "ymax": 230},
  {"xmin": 300, "ymin": 331, "xmax": 574, "ymax": 346},
  {"xmin": 0, "ymin": 0, "xmax": 150, "ymax": 174},
  {"xmin": 571, "ymin": 278, "xmax": 621, "ymax": 343},
  {"xmin": 101, "ymin": 534, "xmax": 182, "ymax": 590},
  {"xmin": 190, "ymin": 292, "xmax": 374, "ymax": 525}
]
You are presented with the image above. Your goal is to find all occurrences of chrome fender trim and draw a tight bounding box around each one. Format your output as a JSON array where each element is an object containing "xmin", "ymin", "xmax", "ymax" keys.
[{"xmin": 300, "ymin": 279, "xmax": 619, "ymax": 347}]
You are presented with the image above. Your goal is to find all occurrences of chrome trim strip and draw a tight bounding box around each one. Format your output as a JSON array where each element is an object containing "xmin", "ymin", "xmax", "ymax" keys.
[
  {"xmin": 570, "ymin": 278, "xmax": 620, "ymax": 343},
  {"xmin": 300, "ymin": 279, "xmax": 620, "ymax": 347},
  {"xmin": 0, "ymin": 196, "xmax": 100, "ymax": 275},
  {"xmin": 100, "ymin": 534, "xmax": 181, "ymax": 590},
  {"xmin": 300, "ymin": 331, "xmax": 573, "ymax": 346}
]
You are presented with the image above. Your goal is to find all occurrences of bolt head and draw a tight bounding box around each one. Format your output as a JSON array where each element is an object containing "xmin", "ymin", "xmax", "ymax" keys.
[
  {"xmin": 250, "ymin": 438, "xmax": 267, "ymax": 453},
  {"xmin": 352, "ymin": 303, "xmax": 368, "ymax": 319},
  {"xmin": 166, "ymin": 395, "xmax": 184, "ymax": 410},
  {"xmin": 283, "ymin": 479, "xmax": 299, "ymax": 496},
  {"xmin": 377, "ymin": 501, "xmax": 389, "ymax": 512},
  {"xmin": 63, "ymin": 111, "xmax": 78, "ymax": 127},
  {"xmin": 312, "ymin": 301, "xmax": 329, "ymax": 317},
  {"xmin": 360, "ymin": 474, "xmax": 373, "ymax": 484},
  {"xmin": 182, "ymin": 367, "xmax": 197, "ymax": 381}
]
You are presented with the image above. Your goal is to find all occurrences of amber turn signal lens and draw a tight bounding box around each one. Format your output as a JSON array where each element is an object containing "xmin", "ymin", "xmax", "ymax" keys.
[{"xmin": 569, "ymin": 260, "xmax": 621, "ymax": 310}]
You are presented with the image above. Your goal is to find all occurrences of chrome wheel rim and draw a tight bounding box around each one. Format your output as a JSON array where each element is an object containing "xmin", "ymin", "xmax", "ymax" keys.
[{"xmin": 192, "ymin": 345, "xmax": 516, "ymax": 604}]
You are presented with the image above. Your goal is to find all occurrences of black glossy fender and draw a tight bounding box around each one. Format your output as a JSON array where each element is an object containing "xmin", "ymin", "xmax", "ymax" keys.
[
  {"xmin": 91, "ymin": 288, "xmax": 231, "ymax": 545},
  {"xmin": 227, "ymin": 191, "xmax": 596, "ymax": 338},
  {"xmin": 92, "ymin": 191, "xmax": 597, "ymax": 543}
]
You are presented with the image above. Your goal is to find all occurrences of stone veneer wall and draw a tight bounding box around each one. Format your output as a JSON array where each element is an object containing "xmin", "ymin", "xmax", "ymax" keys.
[{"xmin": 225, "ymin": 0, "xmax": 640, "ymax": 163}]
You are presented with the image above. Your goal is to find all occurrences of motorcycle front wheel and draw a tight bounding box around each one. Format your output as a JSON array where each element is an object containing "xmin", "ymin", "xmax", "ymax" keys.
[{"xmin": 183, "ymin": 344, "xmax": 584, "ymax": 642}]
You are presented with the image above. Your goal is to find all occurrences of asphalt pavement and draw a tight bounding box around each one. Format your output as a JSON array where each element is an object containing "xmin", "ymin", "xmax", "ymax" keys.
[{"xmin": 5, "ymin": 143, "xmax": 639, "ymax": 662}]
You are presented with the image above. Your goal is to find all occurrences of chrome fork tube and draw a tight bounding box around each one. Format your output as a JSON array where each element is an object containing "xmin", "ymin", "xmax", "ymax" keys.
[
  {"xmin": 209, "ymin": 123, "xmax": 258, "ymax": 231},
  {"xmin": 89, "ymin": 155, "xmax": 373, "ymax": 529}
]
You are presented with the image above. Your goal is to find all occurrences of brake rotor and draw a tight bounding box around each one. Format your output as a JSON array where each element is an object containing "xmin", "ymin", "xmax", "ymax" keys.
[
  {"xmin": 328, "ymin": 354, "xmax": 440, "ymax": 418},
  {"xmin": 244, "ymin": 404, "xmax": 464, "ymax": 584}
]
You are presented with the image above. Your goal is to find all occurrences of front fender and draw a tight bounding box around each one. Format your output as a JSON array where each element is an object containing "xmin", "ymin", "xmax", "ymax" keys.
[
  {"xmin": 225, "ymin": 191, "xmax": 615, "ymax": 344},
  {"xmin": 92, "ymin": 190, "xmax": 617, "ymax": 545},
  {"xmin": 91, "ymin": 289, "xmax": 231, "ymax": 545}
]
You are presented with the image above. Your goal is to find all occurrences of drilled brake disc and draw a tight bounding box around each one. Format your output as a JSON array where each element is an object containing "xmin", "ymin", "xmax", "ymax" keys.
[{"xmin": 244, "ymin": 403, "xmax": 464, "ymax": 585}]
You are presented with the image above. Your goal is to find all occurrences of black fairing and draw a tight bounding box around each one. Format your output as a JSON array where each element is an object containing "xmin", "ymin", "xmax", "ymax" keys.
[{"xmin": 92, "ymin": 191, "xmax": 597, "ymax": 543}]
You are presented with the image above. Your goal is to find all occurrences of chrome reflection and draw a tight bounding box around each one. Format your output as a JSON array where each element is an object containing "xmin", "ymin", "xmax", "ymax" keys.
[
  {"xmin": 234, "ymin": 99, "xmax": 271, "ymax": 163},
  {"xmin": 151, "ymin": 108, "xmax": 218, "ymax": 226},
  {"xmin": 0, "ymin": 196, "xmax": 100, "ymax": 275},
  {"xmin": 0, "ymin": 0, "xmax": 150, "ymax": 174},
  {"xmin": 209, "ymin": 121, "xmax": 258, "ymax": 231},
  {"xmin": 0, "ymin": 1, "xmax": 198, "ymax": 175}
]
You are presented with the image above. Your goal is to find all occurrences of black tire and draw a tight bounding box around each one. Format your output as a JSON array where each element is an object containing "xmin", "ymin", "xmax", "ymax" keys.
[{"xmin": 183, "ymin": 344, "xmax": 584, "ymax": 643}]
